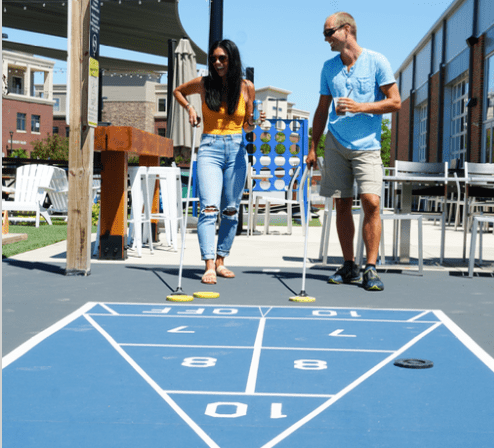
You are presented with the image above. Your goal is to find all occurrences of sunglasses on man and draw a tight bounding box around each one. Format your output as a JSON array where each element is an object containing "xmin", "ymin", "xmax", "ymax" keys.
[
  {"xmin": 323, "ymin": 23, "xmax": 348, "ymax": 38},
  {"xmin": 209, "ymin": 55, "xmax": 228, "ymax": 64}
]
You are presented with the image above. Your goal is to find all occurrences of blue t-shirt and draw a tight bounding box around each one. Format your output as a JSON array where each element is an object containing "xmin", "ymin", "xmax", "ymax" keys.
[{"xmin": 320, "ymin": 48, "xmax": 396, "ymax": 150}]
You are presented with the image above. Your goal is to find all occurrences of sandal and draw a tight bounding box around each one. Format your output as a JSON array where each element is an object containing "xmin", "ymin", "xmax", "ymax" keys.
[
  {"xmin": 216, "ymin": 265, "xmax": 235, "ymax": 278},
  {"xmin": 201, "ymin": 269, "xmax": 217, "ymax": 284}
]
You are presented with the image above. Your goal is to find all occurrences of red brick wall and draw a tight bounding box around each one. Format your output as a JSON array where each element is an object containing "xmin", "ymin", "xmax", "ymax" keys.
[
  {"xmin": 395, "ymin": 96, "xmax": 411, "ymax": 164},
  {"xmin": 52, "ymin": 118, "xmax": 70, "ymax": 138},
  {"xmin": 154, "ymin": 117, "xmax": 167, "ymax": 135},
  {"xmin": 2, "ymin": 97, "xmax": 53, "ymax": 157},
  {"xmin": 390, "ymin": 111, "xmax": 398, "ymax": 166},
  {"xmin": 428, "ymin": 72, "xmax": 442, "ymax": 163},
  {"xmin": 470, "ymin": 35, "xmax": 485, "ymax": 163}
]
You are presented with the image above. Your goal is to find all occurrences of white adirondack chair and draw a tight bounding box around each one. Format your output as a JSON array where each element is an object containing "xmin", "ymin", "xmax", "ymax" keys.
[
  {"xmin": 2, "ymin": 164, "xmax": 55, "ymax": 227},
  {"xmin": 45, "ymin": 169, "xmax": 100, "ymax": 220},
  {"xmin": 44, "ymin": 167, "xmax": 70, "ymax": 219}
]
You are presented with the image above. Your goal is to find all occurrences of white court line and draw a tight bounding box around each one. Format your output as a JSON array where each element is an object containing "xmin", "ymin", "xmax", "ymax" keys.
[
  {"xmin": 260, "ymin": 306, "xmax": 273, "ymax": 318},
  {"xmin": 163, "ymin": 390, "xmax": 335, "ymax": 398},
  {"xmin": 84, "ymin": 314, "xmax": 221, "ymax": 448},
  {"xmin": 2, "ymin": 302, "xmax": 97, "ymax": 369},
  {"xmin": 119, "ymin": 343, "xmax": 394, "ymax": 354},
  {"xmin": 260, "ymin": 321, "xmax": 442, "ymax": 448},
  {"xmin": 408, "ymin": 310, "xmax": 430, "ymax": 322},
  {"xmin": 86, "ymin": 313, "xmax": 439, "ymax": 324},
  {"xmin": 97, "ymin": 302, "xmax": 432, "ymax": 312},
  {"xmin": 120, "ymin": 343, "xmax": 255, "ymax": 350},
  {"xmin": 434, "ymin": 310, "xmax": 494, "ymax": 373},
  {"xmin": 245, "ymin": 317, "xmax": 266, "ymax": 394},
  {"xmin": 100, "ymin": 304, "xmax": 119, "ymax": 315},
  {"xmin": 86, "ymin": 313, "xmax": 262, "ymax": 320}
]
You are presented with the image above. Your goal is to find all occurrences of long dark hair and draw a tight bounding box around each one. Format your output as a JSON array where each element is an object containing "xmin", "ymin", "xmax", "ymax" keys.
[{"xmin": 204, "ymin": 39, "xmax": 243, "ymax": 115}]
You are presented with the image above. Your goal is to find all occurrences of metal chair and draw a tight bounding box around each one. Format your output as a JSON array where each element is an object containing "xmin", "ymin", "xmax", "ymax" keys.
[
  {"xmin": 394, "ymin": 160, "xmax": 448, "ymax": 264},
  {"xmin": 463, "ymin": 162, "xmax": 494, "ymax": 260},
  {"xmin": 468, "ymin": 215, "xmax": 494, "ymax": 277},
  {"xmin": 355, "ymin": 170, "xmax": 424, "ymax": 275}
]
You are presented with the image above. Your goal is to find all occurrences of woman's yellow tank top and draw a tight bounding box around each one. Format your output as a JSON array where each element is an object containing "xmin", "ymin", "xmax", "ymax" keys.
[{"xmin": 202, "ymin": 93, "xmax": 246, "ymax": 135}]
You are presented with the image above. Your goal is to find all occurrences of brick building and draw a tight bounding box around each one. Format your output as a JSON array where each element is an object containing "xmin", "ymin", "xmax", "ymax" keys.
[
  {"xmin": 392, "ymin": 0, "xmax": 494, "ymax": 167},
  {"xmin": 52, "ymin": 70, "xmax": 168, "ymax": 140},
  {"xmin": 2, "ymin": 50, "xmax": 55, "ymax": 157}
]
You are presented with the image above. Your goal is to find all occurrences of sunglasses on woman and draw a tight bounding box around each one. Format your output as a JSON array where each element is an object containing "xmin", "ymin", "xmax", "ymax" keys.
[
  {"xmin": 209, "ymin": 55, "xmax": 228, "ymax": 63},
  {"xmin": 323, "ymin": 23, "xmax": 348, "ymax": 38}
]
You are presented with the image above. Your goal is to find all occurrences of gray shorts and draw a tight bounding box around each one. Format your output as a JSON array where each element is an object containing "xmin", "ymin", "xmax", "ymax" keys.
[{"xmin": 319, "ymin": 131, "xmax": 383, "ymax": 198}]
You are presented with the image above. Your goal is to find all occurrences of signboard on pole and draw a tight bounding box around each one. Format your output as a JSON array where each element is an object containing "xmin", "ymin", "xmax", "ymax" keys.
[
  {"xmin": 88, "ymin": 0, "xmax": 100, "ymax": 127},
  {"xmin": 90, "ymin": 0, "xmax": 100, "ymax": 59},
  {"xmin": 88, "ymin": 57, "xmax": 99, "ymax": 127}
]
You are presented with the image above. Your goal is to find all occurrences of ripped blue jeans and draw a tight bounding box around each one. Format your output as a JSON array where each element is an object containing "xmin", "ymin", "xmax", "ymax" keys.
[{"xmin": 196, "ymin": 133, "xmax": 247, "ymax": 260}]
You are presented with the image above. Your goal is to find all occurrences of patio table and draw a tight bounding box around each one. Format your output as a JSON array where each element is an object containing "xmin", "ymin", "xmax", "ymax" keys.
[{"xmin": 94, "ymin": 126, "xmax": 173, "ymax": 260}]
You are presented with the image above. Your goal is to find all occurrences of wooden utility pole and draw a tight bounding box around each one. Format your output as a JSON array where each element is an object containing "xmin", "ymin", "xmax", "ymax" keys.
[{"xmin": 66, "ymin": 0, "xmax": 95, "ymax": 275}]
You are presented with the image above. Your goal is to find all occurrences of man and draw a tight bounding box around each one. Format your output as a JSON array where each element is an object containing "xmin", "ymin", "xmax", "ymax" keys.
[{"xmin": 306, "ymin": 11, "xmax": 401, "ymax": 291}]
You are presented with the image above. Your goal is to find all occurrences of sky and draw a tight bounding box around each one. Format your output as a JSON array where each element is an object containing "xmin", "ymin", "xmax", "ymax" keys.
[{"xmin": 4, "ymin": 0, "xmax": 455, "ymax": 122}]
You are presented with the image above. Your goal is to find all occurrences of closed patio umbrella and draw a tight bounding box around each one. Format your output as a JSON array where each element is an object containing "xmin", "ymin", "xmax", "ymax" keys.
[{"xmin": 169, "ymin": 38, "xmax": 203, "ymax": 153}]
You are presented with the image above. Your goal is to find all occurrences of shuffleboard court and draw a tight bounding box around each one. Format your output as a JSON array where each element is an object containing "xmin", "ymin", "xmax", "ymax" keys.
[{"xmin": 3, "ymin": 303, "xmax": 494, "ymax": 447}]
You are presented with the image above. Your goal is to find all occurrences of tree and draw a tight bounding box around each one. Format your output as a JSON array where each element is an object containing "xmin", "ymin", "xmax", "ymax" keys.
[
  {"xmin": 380, "ymin": 118, "xmax": 391, "ymax": 167},
  {"xmin": 30, "ymin": 134, "xmax": 69, "ymax": 160},
  {"xmin": 308, "ymin": 128, "xmax": 326, "ymax": 158},
  {"xmin": 310, "ymin": 118, "xmax": 391, "ymax": 164}
]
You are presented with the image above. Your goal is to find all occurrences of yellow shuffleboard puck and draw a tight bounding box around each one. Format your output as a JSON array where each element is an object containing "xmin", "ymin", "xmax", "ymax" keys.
[
  {"xmin": 193, "ymin": 291, "xmax": 220, "ymax": 299},
  {"xmin": 166, "ymin": 294, "xmax": 194, "ymax": 302},
  {"xmin": 289, "ymin": 295, "xmax": 316, "ymax": 303}
]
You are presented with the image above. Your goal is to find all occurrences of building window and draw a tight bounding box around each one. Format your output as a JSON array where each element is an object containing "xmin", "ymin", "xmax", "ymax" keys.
[
  {"xmin": 11, "ymin": 76, "xmax": 23, "ymax": 95},
  {"xmin": 450, "ymin": 78, "xmax": 468, "ymax": 165},
  {"xmin": 418, "ymin": 104, "xmax": 427, "ymax": 163},
  {"xmin": 31, "ymin": 115, "xmax": 41, "ymax": 133},
  {"xmin": 16, "ymin": 113, "xmax": 26, "ymax": 131},
  {"xmin": 54, "ymin": 98, "xmax": 60, "ymax": 112},
  {"xmin": 158, "ymin": 98, "xmax": 166, "ymax": 113},
  {"xmin": 53, "ymin": 126, "xmax": 59, "ymax": 134},
  {"xmin": 66, "ymin": 127, "xmax": 70, "ymax": 138},
  {"xmin": 157, "ymin": 128, "xmax": 166, "ymax": 137}
]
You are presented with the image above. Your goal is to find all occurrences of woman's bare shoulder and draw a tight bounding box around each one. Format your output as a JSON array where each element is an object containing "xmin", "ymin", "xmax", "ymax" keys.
[{"xmin": 242, "ymin": 79, "xmax": 255, "ymax": 98}]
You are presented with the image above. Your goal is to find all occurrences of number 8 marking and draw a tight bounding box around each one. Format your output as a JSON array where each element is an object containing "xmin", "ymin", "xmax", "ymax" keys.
[
  {"xmin": 182, "ymin": 357, "xmax": 217, "ymax": 368},
  {"xmin": 294, "ymin": 359, "xmax": 327, "ymax": 370}
]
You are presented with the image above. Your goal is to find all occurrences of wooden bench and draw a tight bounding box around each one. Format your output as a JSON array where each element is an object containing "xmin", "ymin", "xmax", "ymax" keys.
[{"xmin": 2, "ymin": 233, "xmax": 28, "ymax": 245}]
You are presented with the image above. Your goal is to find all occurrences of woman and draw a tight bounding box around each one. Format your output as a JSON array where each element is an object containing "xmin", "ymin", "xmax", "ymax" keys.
[{"xmin": 174, "ymin": 39, "xmax": 265, "ymax": 284}]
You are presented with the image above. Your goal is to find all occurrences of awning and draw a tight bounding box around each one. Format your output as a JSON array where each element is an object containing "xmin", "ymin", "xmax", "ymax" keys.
[
  {"xmin": 2, "ymin": 41, "xmax": 169, "ymax": 73},
  {"xmin": 2, "ymin": 0, "xmax": 207, "ymax": 65}
]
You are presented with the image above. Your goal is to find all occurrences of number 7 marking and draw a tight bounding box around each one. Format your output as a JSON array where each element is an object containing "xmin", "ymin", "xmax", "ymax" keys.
[{"xmin": 168, "ymin": 326, "xmax": 195, "ymax": 334}]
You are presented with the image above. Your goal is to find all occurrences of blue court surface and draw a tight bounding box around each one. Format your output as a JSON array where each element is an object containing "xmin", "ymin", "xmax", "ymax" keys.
[{"xmin": 3, "ymin": 303, "xmax": 494, "ymax": 447}]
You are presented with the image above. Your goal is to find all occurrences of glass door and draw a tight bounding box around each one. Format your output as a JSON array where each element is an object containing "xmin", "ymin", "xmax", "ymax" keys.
[{"xmin": 483, "ymin": 54, "xmax": 494, "ymax": 163}]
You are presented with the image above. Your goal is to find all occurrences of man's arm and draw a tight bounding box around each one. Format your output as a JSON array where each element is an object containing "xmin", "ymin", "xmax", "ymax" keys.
[
  {"xmin": 306, "ymin": 95, "xmax": 331, "ymax": 168},
  {"xmin": 338, "ymin": 82, "xmax": 401, "ymax": 115}
]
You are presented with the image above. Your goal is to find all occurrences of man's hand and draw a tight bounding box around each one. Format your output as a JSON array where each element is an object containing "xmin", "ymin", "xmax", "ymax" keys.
[
  {"xmin": 335, "ymin": 97, "xmax": 360, "ymax": 115},
  {"xmin": 306, "ymin": 150, "xmax": 318, "ymax": 169}
]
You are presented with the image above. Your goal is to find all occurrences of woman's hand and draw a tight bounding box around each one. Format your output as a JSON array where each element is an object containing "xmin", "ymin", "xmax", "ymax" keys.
[
  {"xmin": 245, "ymin": 110, "xmax": 266, "ymax": 128},
  {"xmin": 188, "ymin": 106, "xmax": 202, "ymax": 127}
]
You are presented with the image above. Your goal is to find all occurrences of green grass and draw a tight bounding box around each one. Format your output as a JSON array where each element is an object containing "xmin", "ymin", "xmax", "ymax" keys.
[{"xmin": 2, "ymin": 221, "xmax": 97, "ymax": 258}]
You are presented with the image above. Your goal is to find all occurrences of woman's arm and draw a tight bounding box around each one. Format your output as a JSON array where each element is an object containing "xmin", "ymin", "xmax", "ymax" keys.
[
  {"xmin": 242, "ymin": 79, "xmax": 256, "ymax": 133},
  {"xmin": 173, "ymin": 76, "xmax": 204, "ymax": 126},
  {"xmin": 242, "ymin": 79, "xmax": 265, "ymax": 133}
]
